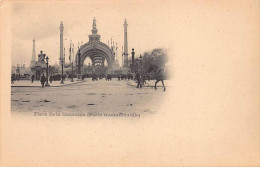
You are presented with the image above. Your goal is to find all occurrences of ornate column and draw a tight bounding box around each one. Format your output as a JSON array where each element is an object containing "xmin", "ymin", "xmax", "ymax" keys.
[
  {"xmin": 123, "ymin": 19, "xmax": 129, "ymax": 67},
  {"xmin": 77, "ymin": 49, "xmax": 82, "ymax": 80},
  {"xmin": 59, "ymin": 21, "xmax": 64, "ymax": 66}
]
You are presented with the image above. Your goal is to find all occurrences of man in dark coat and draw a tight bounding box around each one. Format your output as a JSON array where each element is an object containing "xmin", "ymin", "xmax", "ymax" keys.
[
  {"xmin": 31, "ymin": 74, "xmax": 35, "ymax": 83},
  {"xmin": 127, "ymin": 73, "xmax": 131, "ymax": 81},
  {"xmin": 11, "ymin": 73, "xmax": 15, "ymax": 84},
  {"xmin": 40, "ymin": 74, "xmax": 46, "ymax": 88},
  {"xmin": 135, "ymin": 72, "xmax": 142, "ymax": 88},
  {"xmin": 49, "ymin": 74, "xmax": 53, "ymax": 83}
]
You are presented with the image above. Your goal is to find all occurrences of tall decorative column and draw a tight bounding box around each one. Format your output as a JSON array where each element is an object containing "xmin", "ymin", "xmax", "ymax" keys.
[
  {"xmin": 123, "ymin": 19, "xmax": 129, "ymax": 67},
  {"xmin": 30, "ymin": 38, "xmax": 36, "ymax": 67},
  {"xmin": 77, "ymin": 48, "xmax": 82, "ymax": 80},
  {"xmin": 59, "ymin": 21, "xmax": 64, "ymax": 66}
]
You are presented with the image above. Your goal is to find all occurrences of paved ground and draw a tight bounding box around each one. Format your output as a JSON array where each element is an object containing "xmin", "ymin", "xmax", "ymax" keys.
[
  {"xmin": 11, "ymin": 79, "xmax": 81, "ymax": 87},
  {"xmin": 11, "ymin": 78, "xmax": 168, "ymax": 115}
]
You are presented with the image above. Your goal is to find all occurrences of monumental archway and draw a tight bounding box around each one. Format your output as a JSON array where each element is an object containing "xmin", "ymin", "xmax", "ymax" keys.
[
  {"xmin": 75, "ymin": 18, "xmax": 114, "ymax": 75},
  {"xmin": 76, "ymin": 41, "xmax": 113, "ymax": 69}
]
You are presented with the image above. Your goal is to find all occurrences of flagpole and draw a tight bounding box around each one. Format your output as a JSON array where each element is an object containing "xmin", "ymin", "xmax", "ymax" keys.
[
  {"xmin": 70, "ymin": 40, "xmax": 73, "ymax": 82},
  {"xmin": 69, "ymin": 39, "xmax": 72, "ymax": 64},
  {"xmin": 116, "ymin": 42, "xmax": 118, "ymax": 60},
  {"xmin": 72, "ymin": 43, "xmax": 74, "ymax": 63},
  {"xmin": 72, "ymin": 43, "xmax": 74, "ymax": 82},
  {"xmin": 122, "ymin": 46, "xmax": 124, "ymax": 67},
  {"xmin": 71, "ymin": 42, "xmax": 74, "ymax": 82}
]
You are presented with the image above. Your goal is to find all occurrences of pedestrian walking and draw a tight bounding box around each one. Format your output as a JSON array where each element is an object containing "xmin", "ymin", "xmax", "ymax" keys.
[
  {"xmin": 40, "ymin": 74, "xmax": 46, "ymax": 88},
  {"xmin": 135, "ymin": 72, "xmax": 142, "ymax": 88},
  {"xmin": 49, "ymin": 74, "xmax": 53, "ymax": 83},
  {"xmin": 11, "ymin": 73, "xmax": 15, "ymax": 84},
  {"xmin": 31, "ymin": 74, "xmax": 35, "ymax": 83}
]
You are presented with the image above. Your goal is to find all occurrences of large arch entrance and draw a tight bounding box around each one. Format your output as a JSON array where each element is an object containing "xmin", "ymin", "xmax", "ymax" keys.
[
  {"xmin": 82, "ymin": 56, "xmax": 109, "ymax": 75},
  {"xmin": 75, "ymin": 18, "xmax": 114, "ymax": 77},
  {"xmin": 75, "ymin": 41, "xmax": 113, "ymax": 75}
]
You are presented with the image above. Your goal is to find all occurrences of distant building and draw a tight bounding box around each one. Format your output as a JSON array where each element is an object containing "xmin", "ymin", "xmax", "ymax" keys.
[
  {"xmin": 16, "ymin": 64, "xmax": 20, "ymax": 74},
  {"xmin": 114, "ymin": 59, "xmax": 120, "ymax": 69},
  {"xmin": 12, "ymin": 63, "xmax": 30, "ymax": 76},
  {"xmin": 20, "ymin": 64, "xmax": 26, "ymax": 75},
  {"xmin": 11, "ymin": 65, "xmax": 16, "ymax": 74}
]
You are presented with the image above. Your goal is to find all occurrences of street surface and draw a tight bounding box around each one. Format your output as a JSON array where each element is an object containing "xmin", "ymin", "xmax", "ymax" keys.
[
  {"xmin": 11, "ymin": 79, "xmax": 81, "ymax": 87},
  {"xmin": 11, "ymin": 79, "xmax": 168, "ymax": 115}
]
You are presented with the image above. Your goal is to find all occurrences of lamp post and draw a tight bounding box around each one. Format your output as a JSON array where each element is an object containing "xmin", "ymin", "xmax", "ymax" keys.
[
  {"xmin": 131, "ymin": 48, "xmax": 135, "ymax": 73},
  {"xmin": 136, "ymin": 58, "xmax": 139, "ymax": 73},
  {"xmin": 45, "ymin": 56, "xmax": 50, "ymax": 86},
  {"xmin": 60, "ymin": 57, "xmax": 64, "ymax": 84},
  {"xmin": 71, "ymin": 60, "xmax": 74, "ymax": 82},
  {"xmin": 139, "ymin": 55, "xmax": 142, "ymax": 75}
]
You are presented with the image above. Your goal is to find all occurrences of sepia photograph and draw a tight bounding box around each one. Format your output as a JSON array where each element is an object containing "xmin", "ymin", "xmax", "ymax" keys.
[{"xmin": 10, "ymin": 2, "xmax": 171, "ymax": 115}]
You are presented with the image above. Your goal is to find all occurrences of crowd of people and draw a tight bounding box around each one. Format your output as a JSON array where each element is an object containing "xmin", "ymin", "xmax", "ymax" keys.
[
  {"xmin": 11, "ymin": 73, "xmax": 29, "ymax": 83},
  {"xmin": 11, "ymin": 67, "xmax": 166, "ymax": 91}
]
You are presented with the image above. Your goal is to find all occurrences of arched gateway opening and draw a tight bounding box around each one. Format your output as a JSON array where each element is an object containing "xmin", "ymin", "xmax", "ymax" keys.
[{"xmin": 75, "ymin": 18, "xmax": 114, "ymax": 77}]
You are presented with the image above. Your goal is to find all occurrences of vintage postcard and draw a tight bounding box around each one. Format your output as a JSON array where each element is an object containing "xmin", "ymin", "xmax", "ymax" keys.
[{"xmin": 0, "ymin": 0, "xmax": 260, "ymax": 167}]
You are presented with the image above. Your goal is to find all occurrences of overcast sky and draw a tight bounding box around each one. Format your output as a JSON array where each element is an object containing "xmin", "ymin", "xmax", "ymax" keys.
[
  {"xmin": 11, "ymin": 1, "xmax": 173, "ymax": 67},
  {"xmin": 11, "ymin": 0, "xmax": 256, "ymax": 71}
]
